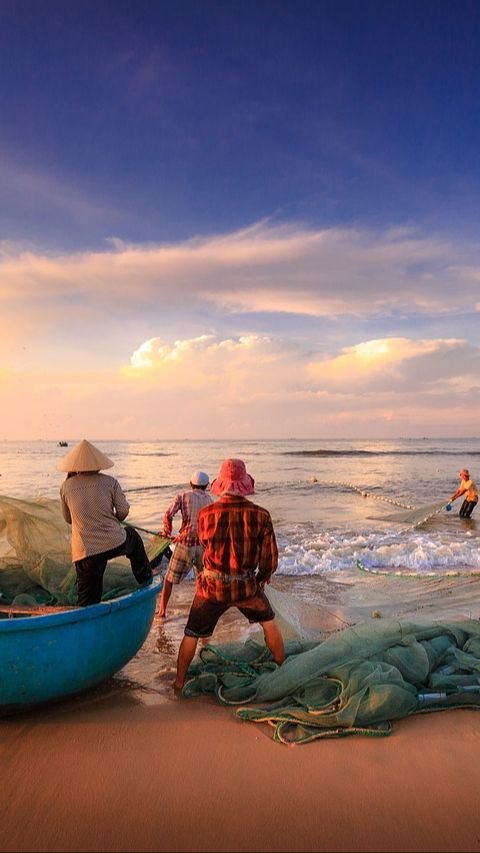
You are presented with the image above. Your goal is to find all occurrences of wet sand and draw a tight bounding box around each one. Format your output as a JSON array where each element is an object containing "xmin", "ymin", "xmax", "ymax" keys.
[
  {"xmin": 1, "ymin": 691, "xmax": 480, "ymax": 852},
  {"xmin": 2, "ymin": 576, "xmax": 480, "ymax": 852}
]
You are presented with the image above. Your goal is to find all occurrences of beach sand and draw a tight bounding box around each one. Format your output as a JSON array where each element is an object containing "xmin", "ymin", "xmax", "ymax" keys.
[
  {"xmin": 1, "ymin": 693, "xmax": 479, "ymax": 852},
  {"xmin": 2, "ymin": 578, "xmax": 480, "ymax": 853}
]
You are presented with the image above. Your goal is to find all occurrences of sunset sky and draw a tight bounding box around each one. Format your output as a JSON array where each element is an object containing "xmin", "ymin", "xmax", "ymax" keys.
[{"xmin": 1, "ymin": 1, "xmax": 479, "ymax": 440}]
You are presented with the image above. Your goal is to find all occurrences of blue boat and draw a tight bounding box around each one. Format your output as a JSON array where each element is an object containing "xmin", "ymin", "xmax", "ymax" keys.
[{"xmin": 0, "ymin": 576, "xmax": 162, "ymax": 714}]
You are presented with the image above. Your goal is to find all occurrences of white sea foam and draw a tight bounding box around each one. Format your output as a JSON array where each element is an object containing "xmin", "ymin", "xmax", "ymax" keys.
[
  {"xmin": 277, "ymin": 528, "xmax": 480, "ymax": 575},
  {"xmin": 1, "ymin": 437, "xmax": 479, "ymax": 582}
]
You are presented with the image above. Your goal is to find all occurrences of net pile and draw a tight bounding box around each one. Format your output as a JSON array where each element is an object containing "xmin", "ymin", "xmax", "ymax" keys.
[
  {"xmin": 0, "ymin": 495, "xmax": 159, "ymax": 606},
  {"xmin": 183, "ymin": 618, "xmax": 480, "ymax": 744}
]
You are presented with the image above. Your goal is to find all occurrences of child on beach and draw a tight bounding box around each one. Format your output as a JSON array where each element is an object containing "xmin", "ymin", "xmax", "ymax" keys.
[
  {"xmin": 174, "ymin": 458, "xmax": 285, "ymax": 691},
  {"xmin": 157, "ymin": 471, "xmax": 212, "ymax": 617},
  {"xmin": 449, "ymin": 468, "xmax": 478, "ymax": 518}
]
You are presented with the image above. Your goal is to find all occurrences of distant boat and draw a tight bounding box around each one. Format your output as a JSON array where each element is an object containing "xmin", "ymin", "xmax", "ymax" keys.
[
  {"xmin": 57, "ymin": 441, "xmax": 68, "ymax": 447},
  {"xmin": 0, "ymin": 577, "xmax": 162, "ymax": 714}
]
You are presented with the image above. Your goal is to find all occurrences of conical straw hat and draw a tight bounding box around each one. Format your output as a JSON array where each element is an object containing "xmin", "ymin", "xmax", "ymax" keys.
[{"xmin": 56, "ymin": 439, "xmax": 114, "ymax": 472}]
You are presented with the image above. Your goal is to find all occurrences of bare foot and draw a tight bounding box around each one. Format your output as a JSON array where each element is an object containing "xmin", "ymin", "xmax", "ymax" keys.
[{"xmin": 173, "ymin": 682, "xmax": 184, "ymax": 696}]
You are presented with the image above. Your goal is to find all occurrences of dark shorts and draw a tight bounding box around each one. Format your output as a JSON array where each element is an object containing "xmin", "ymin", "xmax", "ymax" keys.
[
  {"xmin": 184, "ymin": 589, "xmax": 276, "ymax": 638},
  {"xmin": 459, "ymin": 499, "xmax": 477, "ymax": 518}
]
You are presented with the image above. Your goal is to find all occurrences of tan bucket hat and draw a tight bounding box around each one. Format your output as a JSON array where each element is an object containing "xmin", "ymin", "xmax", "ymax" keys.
[{"xmin": 56, "ymin": 439, "xmax": 114, "ymax": 472}]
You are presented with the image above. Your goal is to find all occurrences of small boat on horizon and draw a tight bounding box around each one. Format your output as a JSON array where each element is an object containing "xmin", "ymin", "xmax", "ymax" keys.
[{"xmin": 57, "ymin": 441, "xmax": 68, "ymax": 447}]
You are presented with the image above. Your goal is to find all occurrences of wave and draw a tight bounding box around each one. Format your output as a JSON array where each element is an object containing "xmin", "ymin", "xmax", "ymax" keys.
[
  {"xmin": 127, "ymin": 452, "xmax": 173, "ymax": 457},
  {"xmin": 275, "ymin": 526, "xmax": 480, "ymax": 575},
  {"xmin": 282, "ymin": 449, "xmax": 480, "ymax": 457},
  {"xmin": 124, "ymin": 484, "xmax": 173, "ymax": 493}
]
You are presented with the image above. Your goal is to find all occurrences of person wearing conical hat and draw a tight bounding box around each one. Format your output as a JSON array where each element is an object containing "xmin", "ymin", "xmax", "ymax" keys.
[
  {"xmin": 157, "ymin": 470, "xmax": 213, "ymax": 618},
  {"xmin": 448, "ymin": 468, "xmax": 478, "ymax": 519},
  {"xmin": 174, "ymin": 458, "xmax": 285, "ymax": 692},
  {"xmin": 58, "ymin": 439, "xmax": 152, "ymax": 606}
]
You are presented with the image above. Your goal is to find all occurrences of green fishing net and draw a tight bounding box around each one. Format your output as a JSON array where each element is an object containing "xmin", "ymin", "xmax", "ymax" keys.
[
  {"xmin": 182, "ymin": 614, "xmax": 480, "ymax": 744},
  {"xmin": 367, "ymin": 500, "xmax": 450, "ymax": 526},
  {"xmin": 0, "ymin": 495, "xmax": 162, "ymax": 607}
]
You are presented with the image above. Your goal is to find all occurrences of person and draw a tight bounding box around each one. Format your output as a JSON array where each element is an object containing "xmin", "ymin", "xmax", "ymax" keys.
[
  {"xmin": 58, "ymin": 439, "xmax": 152, "ymax": 606},
  {"xmin": 157, "ymin": 470, "xmax": 213, "ymax": 618},
  {"xmin": 174, "ymin": 458, "xmax": 285, "ymax": 692},
  {"xmin": 448, "ymin": 468, "xmax": 478, "ymax": 518}
]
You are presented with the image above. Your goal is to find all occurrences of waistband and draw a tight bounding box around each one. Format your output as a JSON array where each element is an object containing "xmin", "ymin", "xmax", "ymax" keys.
[{"xmin": 200, "ymin": 568, "xmax": 255, "ymax": 583}]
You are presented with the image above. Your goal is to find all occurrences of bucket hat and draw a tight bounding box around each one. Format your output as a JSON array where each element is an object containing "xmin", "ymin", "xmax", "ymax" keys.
[
  {"xmin": 56, "ymin": 439, "xmax": 114, "ymax": 472},
  {"xmin": 190, "ymin": 470, "xmax": 209, "ymax": 487},
  {"xmin": 211, "ymin": 458, "xmax": 255, "ymax": 497}
]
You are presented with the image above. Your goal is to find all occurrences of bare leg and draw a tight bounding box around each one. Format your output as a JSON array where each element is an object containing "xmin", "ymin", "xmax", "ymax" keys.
[
  {"xmin": 157, "ymin": 579, "xmax": 173, "ymax": 617},
  {"xmin": 174, "ymin": 635, "xmax": 199, "ymax": 691},
  {"xmin": 261, "ymin": 618, "xmax": 285, "ymax": 664}
]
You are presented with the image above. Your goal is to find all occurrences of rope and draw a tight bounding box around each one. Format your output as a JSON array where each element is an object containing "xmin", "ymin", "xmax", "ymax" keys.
[
  {"xmin": 356, "ymin": 559, "xmax": 442, "ymax": 581},
  {"xmin": 319, "ymin": 481, "xmax": 453, "ymax": 527},
  {"xmin": 319, "ymin": 480, "xmax": 415, "ymax": 510},
  {"xmin": 121, "ymin": 520, "xmax": 164, "ymax": 538},
  {"xmin": 356, "ymin": 559, "xmax": 480, "ymax": 581},
  {"xmin": 122, "ymin": 521, "xmax": 180, "ymax": 549},
  {"xmin": 272, "ymin": 720, "xmax": 393, "ymax": 744}
]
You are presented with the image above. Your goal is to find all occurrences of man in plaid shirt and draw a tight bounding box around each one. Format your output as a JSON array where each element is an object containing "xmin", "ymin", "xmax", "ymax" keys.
[
  {"xmin": 157, "ymin": 470, "xmax": 212, "ymax": 617},
  {"xmin": 174, "ymin": 458, "xmax": 285, "ymax": 691}
]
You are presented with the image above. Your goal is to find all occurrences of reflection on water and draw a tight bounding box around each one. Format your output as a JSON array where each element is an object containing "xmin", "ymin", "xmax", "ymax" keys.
[{"xmin": 460, "ymin": 517, "xmax": 477, "ymax": 533}]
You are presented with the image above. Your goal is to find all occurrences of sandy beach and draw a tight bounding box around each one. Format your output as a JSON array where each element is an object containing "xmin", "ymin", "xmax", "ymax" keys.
[
  {"xmin": 2, "ymin": 572, "xmax": 480, "ymax": 853},
  {"xmin": 1, "ymin": 687, "xmax": 479, "ymax": 853}
]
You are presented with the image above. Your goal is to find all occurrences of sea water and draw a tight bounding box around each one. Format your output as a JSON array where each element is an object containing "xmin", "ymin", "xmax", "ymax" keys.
[
  {"xmin": 1, "ymin": 437, "xmax": 480, "ymax": 704},
  {"xmin": 1, "ymin": 437, "xmax": 479, "ymax": 577}
]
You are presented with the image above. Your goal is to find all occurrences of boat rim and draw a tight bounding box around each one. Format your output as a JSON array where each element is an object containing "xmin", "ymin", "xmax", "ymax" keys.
[{"xmin": 0, "ymin": 575, "xmax": 162, "ymax": 633}]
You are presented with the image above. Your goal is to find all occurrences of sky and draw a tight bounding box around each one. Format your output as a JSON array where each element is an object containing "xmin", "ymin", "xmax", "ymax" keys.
[{"xmin": 1, "ymin": 0, "xmax": 480, "ymax": 440}]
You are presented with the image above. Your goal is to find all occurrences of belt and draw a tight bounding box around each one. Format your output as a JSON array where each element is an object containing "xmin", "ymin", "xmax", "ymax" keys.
[{"xmin": 200, "ymin": 568, "xmax": 256, "ymax": 583}]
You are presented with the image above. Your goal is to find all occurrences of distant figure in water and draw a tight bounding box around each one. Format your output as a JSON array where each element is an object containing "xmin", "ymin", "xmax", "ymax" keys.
[
  {"xmin": 174, "ymin": 457, "xmax": 285, "ymax": 692},
  {"xmin": 57, "ymin": 439, "xmax": 152, "ymax": 606},
  {"xmin": 157, "ymin": 470, "xmax": 213, "ymax": 618},
  {"xmin": 448, "ymin": 468, "xmax": 478, "ymax": 518}
]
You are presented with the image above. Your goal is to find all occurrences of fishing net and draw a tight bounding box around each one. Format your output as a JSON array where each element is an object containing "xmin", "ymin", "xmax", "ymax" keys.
[
  {"xmin": 178, "ymin": 546, "xmax": 480, "ymax": 744},
  {"xmin": 322, "ymin": 481, "xmax": 450, "ymax": 527},
  {"xmin": 0, "ymin": 495, "xmax": 166, "ymax": 607},
  {"xmin": 183, "ymin": 618, "xmax": 480, "ymax": 744},
  {"xmin": 368, "ymin": 500, "xmax": 449, "ymax": 526},
  {"xmin": 4, "ymin": 495, "xmax": 480, "ymax": 743}
]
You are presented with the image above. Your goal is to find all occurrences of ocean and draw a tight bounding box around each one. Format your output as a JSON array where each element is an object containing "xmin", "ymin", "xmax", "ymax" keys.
[
  {"xmin": 1, "ymin": 436, "xmax": 479, "ymax": 576},
  {"xmin": 1, "ymin": 437, "xmax": 480, "ymax": 702}
]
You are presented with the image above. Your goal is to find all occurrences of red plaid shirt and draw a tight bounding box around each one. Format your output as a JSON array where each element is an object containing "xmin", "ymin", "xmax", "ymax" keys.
[{"xmin": 196, "ymin": 495, "xmax": 278, "ymax": 603}]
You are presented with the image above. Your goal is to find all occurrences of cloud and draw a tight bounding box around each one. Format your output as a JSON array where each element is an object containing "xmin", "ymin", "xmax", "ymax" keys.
[
  {"xmin": 1, "ymin": 331, "xmax": 480, "ymax": 439},
  {"xmin": 307, "ymin": 337, "xmax": 469, "ymax": 392},
  {"xmin": 124, "ymin": 333, "xmax": 292, "ymax": 395},
  {"xmin": 125, "ymin": 333, "xmax": 480, "ymax": 403},
  {"xmin": 2, "ymin": 220, "xmax": 480, "ymax": 439},
  {"xmin": 2, "ymin": 222, "xmax": 480, "ymax": 327}
]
